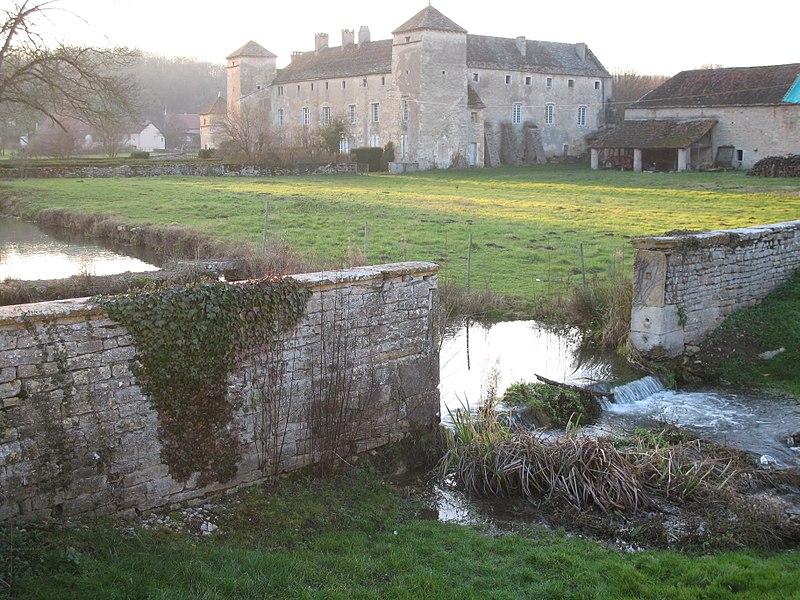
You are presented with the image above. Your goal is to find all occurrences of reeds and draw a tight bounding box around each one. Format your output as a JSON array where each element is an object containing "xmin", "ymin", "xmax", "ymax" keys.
[{"xmin": 440, "ymin": 404, "xmax": 743, "ymax": 515}]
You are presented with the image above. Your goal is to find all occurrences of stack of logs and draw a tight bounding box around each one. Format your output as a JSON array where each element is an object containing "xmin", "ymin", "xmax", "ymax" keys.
[{"xmin": 747, "ymin": 154, "xmax": 800, "ymax": 177}]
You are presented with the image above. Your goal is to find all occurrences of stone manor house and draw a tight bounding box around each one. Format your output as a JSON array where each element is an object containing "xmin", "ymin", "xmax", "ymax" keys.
[{"xmin": 200, "ymin": 5, "xmax": 613, "ymax": 170}]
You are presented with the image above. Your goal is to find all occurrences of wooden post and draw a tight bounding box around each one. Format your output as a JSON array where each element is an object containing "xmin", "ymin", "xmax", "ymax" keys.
[
  {"xmin": 580, "ymin": 243, "xmax": 587, "ymax": 288},
  {"xmin": 262, "ymin": 201, "xmax": 269, "ymax": 251},
  {"xmin": 364, "ymin": 222, "xmax": 368, "ymax": 262},
  {"xmin": 466, "ymin": 232, "xmax": 473, "ymax": 295}
]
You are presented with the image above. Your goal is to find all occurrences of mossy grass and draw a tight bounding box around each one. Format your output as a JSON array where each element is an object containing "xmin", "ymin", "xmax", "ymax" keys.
[
  {"xmin": 5, "ymin": 464, "xmax": 800, "ymax": 599},
  {"xmin": 502, "ymin": 381, "xmax": 601, "ymax": 427},
  {"xmin": 3, "ymin": 165, "xmax": 799, "ymax": 305},
  {"xmin": 691, "ymin": 270, "xmax": 800, "ymax": 396}
]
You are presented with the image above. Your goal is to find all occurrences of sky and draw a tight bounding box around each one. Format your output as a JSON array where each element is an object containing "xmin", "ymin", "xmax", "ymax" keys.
[{"xmin": 27, "ymin": 0, "xmax": 798, "ymax": 76}]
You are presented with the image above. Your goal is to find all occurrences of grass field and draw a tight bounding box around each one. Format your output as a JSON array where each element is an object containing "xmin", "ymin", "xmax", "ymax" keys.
[
  {"xmin": 6, "ymin": 467, "xmax": 800, "ymax": 599},
  {"xmin": 3, "ymin": 165, "xmax": 799, "ymax": 302}
]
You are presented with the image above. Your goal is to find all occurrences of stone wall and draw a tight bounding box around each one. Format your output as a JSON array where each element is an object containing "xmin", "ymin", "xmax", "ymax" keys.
[
  {"xmin": 0, "ymin": 263, "xmax": 439, "ymax": 523},
  {"xmin": 0, "ymin": 163, "xmax": 317, "ymax": 180},
  {"xmin": 630, "ymin": 222, "xmax": 800, "ymax": 358}
]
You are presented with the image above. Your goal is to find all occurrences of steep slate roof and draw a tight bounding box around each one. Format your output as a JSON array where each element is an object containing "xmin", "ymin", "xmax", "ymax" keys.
[
  {"xmin": 630, "ymin": 64, "xmax": 800, "ymax": 109},
  {"xmin": 591, "ymin": 119, "xmax": 717, "ymax": 149},
  {"xmin": 226, "ymin": 41, "xmax": 277, "ymax": 60},
  {"xmin": 200, "ymin": 96, "xmax": 227, "ymax": 115},
  {"xmin": 273, "ymin": 40, "xmax": 393, "ymax": 84},
  {"xmin": 392, "ymin": 5, "xmax": 467, "ymax": 34},
  {"xmin": 467, "ymin": 35, "xmax": 610, "ymax": 77}
]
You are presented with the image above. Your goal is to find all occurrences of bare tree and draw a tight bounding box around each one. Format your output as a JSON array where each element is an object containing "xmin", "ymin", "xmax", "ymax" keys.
[
  {"xmin": 218, "ymin": 102, "xmax": 274, "ymax": 165},
  {"xmin": 611, "ymin": 69, "xmax": 670, "ymax": 118},
  {"xmin": 0, "ymin": 1, "xmax": 138, "ymax": 142}
]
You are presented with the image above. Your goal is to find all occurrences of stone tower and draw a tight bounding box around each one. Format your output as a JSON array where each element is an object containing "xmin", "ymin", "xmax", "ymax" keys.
[
  {"xmin": 391, "ymin": 6, "xmax": 468, "ymax": 169},
  {"xmin": 226, "ymin": 41, "xmax": 277, "ymax": 114}
]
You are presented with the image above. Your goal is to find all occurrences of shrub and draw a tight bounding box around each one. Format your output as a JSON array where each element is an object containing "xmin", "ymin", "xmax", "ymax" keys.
[
  {"xmin": 198, "ymin": 148, "xmax": 216, "ymax": 159},
  {"xmin": 130, "ymin": 151, "xmax": 150, "ymax": 159},
  {"xmin": 502, "ymin": 381, "xmax": 601, "ymax": 427},
  {"xmin": 350, "ymin": 147, "xmax": 384, "ymax": 172}
]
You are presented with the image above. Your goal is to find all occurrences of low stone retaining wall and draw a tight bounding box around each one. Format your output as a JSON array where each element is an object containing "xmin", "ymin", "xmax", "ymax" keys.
[
  {"xmin": 0, "ymin": 263, "xmax": 439, "ymax": 522},
  {"xmin": 0, "ymin": 163, "xmax": 321, "ymax": 179},
  {"xmin": 630, "ymin": 222, "xmax": 800, "ymax": 358}
]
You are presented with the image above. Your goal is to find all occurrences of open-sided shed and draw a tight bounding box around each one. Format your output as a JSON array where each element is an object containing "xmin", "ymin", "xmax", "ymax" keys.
[{"xmin": 590, "ymin": 118, "xmax": 716, "ymax": 172}]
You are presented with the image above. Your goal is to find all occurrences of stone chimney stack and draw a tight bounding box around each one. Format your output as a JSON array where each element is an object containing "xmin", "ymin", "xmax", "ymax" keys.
[
  {"xmin": 358, "ymin": 26, "xmax": 370, "ymax": 45},
  {"xmin": 342, "ymin": 29, "xmax": 355, "ymax": 47},
  {"xmin": 575, "ymin": 42, "xmax": 586, "ymax": 61},
  {"xmin": 290, "ymin": 51, "xmax": 303, "ymax": 63},
  {"xmin": 315, "ymin": 32, "xmax": 329, "ymax": 53},
  {"xmin": 516, "ymin": 36, "xmax": 526, "ymax": 57}
]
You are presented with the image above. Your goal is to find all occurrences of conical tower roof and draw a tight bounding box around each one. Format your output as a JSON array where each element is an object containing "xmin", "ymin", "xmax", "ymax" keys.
[
  {"xmin": 226, "ymin": 40, "xmax": 277, "ymax": 60},
  {"xmin": 393, "ymin": 5, "xmax": 466, "ymax": 35}
]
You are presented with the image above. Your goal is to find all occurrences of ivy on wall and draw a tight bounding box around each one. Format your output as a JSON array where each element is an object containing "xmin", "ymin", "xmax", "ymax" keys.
[{"xmin": 98, "ymin": 278, "xmax": 310, "ymax": 485}]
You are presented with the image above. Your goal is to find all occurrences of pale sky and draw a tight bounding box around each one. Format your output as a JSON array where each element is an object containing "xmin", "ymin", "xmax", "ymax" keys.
[{"xmin": 28, "ymin": 0, "xmax": 798, "ymax": 76}]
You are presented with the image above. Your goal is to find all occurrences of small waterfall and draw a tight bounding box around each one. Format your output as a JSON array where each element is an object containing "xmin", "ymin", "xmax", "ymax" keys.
[{"xmin": 610, "ymin": 376, "xmax": 665, "ymax": 404}]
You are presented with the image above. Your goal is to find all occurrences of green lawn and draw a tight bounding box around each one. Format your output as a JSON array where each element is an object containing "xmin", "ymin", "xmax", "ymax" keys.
[
  {"xmin": 6, "ymin": 467, "xmax": 799, "ymax": 599},
  {"xmin": 3, "ymin": 165, "xmax": 799, "ymax": 300}
]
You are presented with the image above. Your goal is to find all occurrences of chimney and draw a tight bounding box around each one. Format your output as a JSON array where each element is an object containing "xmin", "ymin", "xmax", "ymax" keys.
[
  {"xmin": 342, "ymin": 29, "xmax": 354, "ymax": 47},
  {"xmin": 575, "ymin": 42, "xmax": 586, "ymax": 61},
  {"xmin": 516, "ymin": 36, "xmax": 526, "ymax": 57},
  {"xmin": 290, "ymin": 51, "xmax": 303, "ymax": 62},
  {"xmin": 358, "ymin": 26, "xmax": 370, "ymax": 45},
  {"xmin": 315, "ymin": 32, "xmax": 329, "ymax": 53}
]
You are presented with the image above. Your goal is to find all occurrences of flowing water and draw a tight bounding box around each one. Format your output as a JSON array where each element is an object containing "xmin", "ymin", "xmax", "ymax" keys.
[
  {"xmin": 440, "ymin": 320, "xmax": 800, "ymax": 467},
  {"xmin": 0, "ymin": 217, "xmax": 160, "ymax": 281}
]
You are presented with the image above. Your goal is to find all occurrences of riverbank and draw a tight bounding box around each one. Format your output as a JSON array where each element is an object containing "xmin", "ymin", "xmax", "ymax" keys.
[{"xmin": 5, "ymin": 459, "xmax": 799, "ymax": 599}]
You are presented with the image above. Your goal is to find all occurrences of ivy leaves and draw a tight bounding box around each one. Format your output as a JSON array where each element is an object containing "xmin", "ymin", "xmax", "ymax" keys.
[{"xmin": 98, "ymin": 278, "xmax": 310, "ymax": 484}]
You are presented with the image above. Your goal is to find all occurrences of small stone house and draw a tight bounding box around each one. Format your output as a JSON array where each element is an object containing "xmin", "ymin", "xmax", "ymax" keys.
[
  {"xmin": 591, "ymin": 63, "xmax": 800, "ymax": 171},
  {"xmin": 202, "ymin": 5, "xmax": 613, "ymax": 169},
  {"xmin": 199, "ymin": 95, "xmax": 227, "ymax": 150}
]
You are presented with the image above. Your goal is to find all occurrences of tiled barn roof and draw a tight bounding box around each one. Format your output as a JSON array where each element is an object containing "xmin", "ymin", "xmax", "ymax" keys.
[
  {"xmin": 467, "ymin": 35, "xmax": 610, "ymax": 77},
  {"xmin": 591, "ymin": 119, "xmax": 717, "ymax": 149},
  {"xmin": 630, "ymin": 64, "xmax": 800, "ymax": 108}
]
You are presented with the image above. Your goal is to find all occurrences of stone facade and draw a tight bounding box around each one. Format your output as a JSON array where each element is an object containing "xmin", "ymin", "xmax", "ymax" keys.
[
  {"xmin": 201, "ymin": 6, "xmax": 612, "ymax": 168},
  {"xmin": 630, "ymin": 222, "xmax": 800, "ymax": 358},
  {"xmin": 0, "ymin": 263, "xmax": 439, "ymax": 523}
]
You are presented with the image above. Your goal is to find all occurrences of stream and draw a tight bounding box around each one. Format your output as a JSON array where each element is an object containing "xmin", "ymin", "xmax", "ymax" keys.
[
  {"xmin": 439, "ymin": 319, "xmax": 800, "ymax": 467},
  {"xmin": 0, "ymin": 217, "xmax": 159, "ymax": 280}
]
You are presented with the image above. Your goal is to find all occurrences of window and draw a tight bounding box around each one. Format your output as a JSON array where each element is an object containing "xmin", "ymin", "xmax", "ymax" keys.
[
  {"xmin": 339, "ymin": 137, "xmax": 350, "ymax": 154},
  {"xmin": 277, "ymin": 108, "xmax": 284, "ymax": 126},
  {"xmin": 546, "ymin": 77, "xmax": 553, "ymax": 89},
  {"xmin": 545, "ymin": 103, "xmax": 554, "ymax": 125},
  {"xmin": 512, "ymin": 102, "xmax": 522, "ymax": 124},
  {"xmin": 472, "ymin": 72, "xmax": 479, "ymax": 83},
  {"xmin": 568, "ymin": 79, "xmax": 574, "ymax": 88},
  {"xmin": 277, "ymin": 86, "xmax": 284, "ymax": 96},
  {"xmin": 471, "ymin": 111, "xmax": 478, "ymax": 123},
  {"xmin": 342, "ymin": 80, "xmax": 346, "ymax": 89},
  {"xmin": 525, "ymin": 76, "xmax": 532, "ymax": 85},
  {"xmin": 325, "ymin": 81, "xmax": 329, "ymax": 90},
  {"xmin": 371, "ymin": 102, "xmax": 380, "ymax": 122},
  {"xmin": 302, "ymin": 107, "xmax": 310, "ymax": 126},
  {"xmin": 505, "ymin": 74, "xmax": 512, "ymax": 85},
  {"xmin": 370, "ymin": 134, "xmax": 380, "ymax": 147},
  {"xmin": 594, "ymin": 80, "xmax": 600, "ymax": 90},
  {"xmin": 736, "ymin": 149, "xmax": 744, "ymax": 161},
  {"xmin": 322, "ymin": 106, "xmax": 331, "ymax": 126},
  {"xmin": 381, "ymin": 76, "xmax": 385, "ymax": 85},
  {"xmin": 400, "ymin": 134, "xmax": 408, "ymax": 158},
  {"xmin": 362, "ymin": 78, "xmax": 368, "ymax": 87},
  {"xmin": 296, "ymin": 85, "xmax": 300, "ymax": 94},
  {"xmin": 402, "ymin": 99, "xmax": 409, "ymax": 122},
  {"xmin": 348, "ymin": 104, "xmax": 357, "ymax": 124},
  {"xmin": 311, "ymin": 82, "xmax": 314, "ymax": 91},
  {"xmin": 562, "ymin": 144, "xmax": 569, "ymax": 156},
  {"xmin": 577, "ymin": 105, "xmax": 587, "ymax": 127}
]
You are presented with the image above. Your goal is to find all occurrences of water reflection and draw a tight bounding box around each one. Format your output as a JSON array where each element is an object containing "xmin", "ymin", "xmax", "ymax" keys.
[
  {"xmin": 439, "ymin": 319, "xmax": 633, "ymax": 421},
  {"xmin": 0, "ymin": 218, "xmax": 159, "ymax": 280},
  {"xmin": 440, "ymin": 319, "xmax": 800, "ymax": 466}
]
